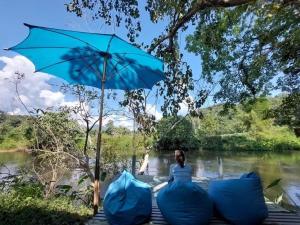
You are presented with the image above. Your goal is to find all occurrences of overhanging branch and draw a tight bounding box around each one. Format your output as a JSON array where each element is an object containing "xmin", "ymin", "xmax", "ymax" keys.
[{"xmin": 148, "ymin": 0, "xmax": 254, "ymax": 53}]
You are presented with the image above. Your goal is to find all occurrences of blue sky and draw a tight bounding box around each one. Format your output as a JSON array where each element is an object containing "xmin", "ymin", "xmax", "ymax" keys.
[{"xmin": 0, "ymin": 0, "xmax": 207, "ymax": 125}]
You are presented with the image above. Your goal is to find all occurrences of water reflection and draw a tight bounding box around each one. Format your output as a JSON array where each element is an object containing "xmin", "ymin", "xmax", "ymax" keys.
[
  {"xmin": 1, "ymin": 150, "xmax": 300, "ymax": 209},
  {"xmin": 148, "ymin": 150, "xmax": 300, "ymax": 209},
  {"xmin": 0, "ymin": 151, "xmax": 30, "ymax": 179}
]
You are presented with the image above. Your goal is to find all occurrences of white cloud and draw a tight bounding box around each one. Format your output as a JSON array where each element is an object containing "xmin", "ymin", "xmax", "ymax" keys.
[
  {"xmin": 0, "ymin": 55, "xmax": 77, "ymax": 114},
  {"xmin": 39, "ymin": 90, "xmax": 65, "ymax": 107},
  {"xmin": 0, "ymin": 55, "xmax": 165, "ymax": 131},
  {"xmin": 146, "ymin": 103, "xmax": 162, "ymax": 120},
  {"xmin": 178, "ymin": 95, "xmax": 194, "ymax": 116},
  {"xmin": 179, "ymin": 102, "xmax": 189, "ymax": 115}
]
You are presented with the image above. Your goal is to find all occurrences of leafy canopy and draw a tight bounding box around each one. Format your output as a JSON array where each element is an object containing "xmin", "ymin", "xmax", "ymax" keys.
[
  {"xmin": 65, "ymin": 0, "xmax": 256, "ymax": 116},
  {"xmin": 186, "ymin": 0, "xmax": 299, "ymax": 106}
]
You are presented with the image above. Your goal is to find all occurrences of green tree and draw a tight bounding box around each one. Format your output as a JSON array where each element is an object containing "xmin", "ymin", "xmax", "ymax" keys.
[
  {"xmin": 155, "ymin": 116, "xmax": 199, "ymax": 151},
  {"xmin": 66, "ymin": 0, "xmax": 256, "ymax": 115},
  {"xmin": 271, "ymin": 93, "xmax": 300, "ymax": 136},
  {"xmin": 105, "ymin": 120, "xmax": 115, "ymax": 135},
  {"xmin": 186, "ymin": 0, "xmax": 299, "ymax": 106},
  {"xmin": 32, "ymin": 110, "xmax": 83, "ymax": 197}
]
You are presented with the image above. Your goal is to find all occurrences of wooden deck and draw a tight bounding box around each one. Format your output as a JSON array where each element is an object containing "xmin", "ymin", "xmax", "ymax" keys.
[
  {"xmin": 91, "ymin": 202, "xmax": 300, "ymax": 225},
  {"xmin": 87, "ymin": 177, "xmax": 300, "ymax": 225}
]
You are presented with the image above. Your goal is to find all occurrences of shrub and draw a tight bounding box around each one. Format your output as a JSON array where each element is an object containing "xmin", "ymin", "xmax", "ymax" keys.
[{"xmin": 0, "ymin": 191, "xmax": 92, "ymax": 225}]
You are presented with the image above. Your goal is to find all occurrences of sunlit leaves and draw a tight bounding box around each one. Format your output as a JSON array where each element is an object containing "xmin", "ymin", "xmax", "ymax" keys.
[
  {"xmin": 66, "ymin": 0, "xmax": 140, "ymax": 42},
  {"xmin": 186, "ymin": 0, "xmax": 299, "ymax": 106}
]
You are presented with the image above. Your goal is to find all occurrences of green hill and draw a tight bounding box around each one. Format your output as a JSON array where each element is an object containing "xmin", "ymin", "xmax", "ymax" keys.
[
  {"xmin": 1, "ymin": 95, "xmax": 299, "ymax": 152},
  {"xmin": 0, "ymin": 112, "xmax": 33, "ymax": 151},
  {"xmin": 191, "ymin": 96, "xmax": 300, "ymax": 151}
]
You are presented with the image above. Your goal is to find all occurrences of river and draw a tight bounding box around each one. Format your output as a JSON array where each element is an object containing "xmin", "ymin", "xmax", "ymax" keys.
[{"xmin": 1, "ymin": 150, "xmax": 300, "ymax": 209}]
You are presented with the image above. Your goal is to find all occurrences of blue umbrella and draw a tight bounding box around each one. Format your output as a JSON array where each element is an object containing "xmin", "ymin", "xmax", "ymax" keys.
[{"xmin": 6, "ymin": 23, "xmax": 164, "ymax": 214}]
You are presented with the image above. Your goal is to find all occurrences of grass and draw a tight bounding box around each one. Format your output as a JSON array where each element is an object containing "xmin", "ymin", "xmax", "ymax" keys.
[
  {"xmin": 0, "ymin": 182, "xmax": 92, "ymax": 225},
  {"xmin": 0, "ymin": 139, "xmax": 29, "ymax": 151}
]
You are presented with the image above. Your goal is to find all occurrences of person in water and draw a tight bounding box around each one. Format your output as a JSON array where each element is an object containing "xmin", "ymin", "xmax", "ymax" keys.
[{"xmin": 168, "ymin": 150, "xmax": 192, "ymax": 183}]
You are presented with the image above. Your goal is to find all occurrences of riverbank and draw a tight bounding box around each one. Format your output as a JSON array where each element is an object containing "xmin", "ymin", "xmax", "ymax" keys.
[
  {"xmin": 198, "ymin": 132, "xmax": 300, "ymax": 152},
  {"xmin": 1, "ymin": 149, "xmax": 300, "ymax": 211},
  {"xmin": 0, "ymin": 148, "xmax": 31, "ymax": 153}
]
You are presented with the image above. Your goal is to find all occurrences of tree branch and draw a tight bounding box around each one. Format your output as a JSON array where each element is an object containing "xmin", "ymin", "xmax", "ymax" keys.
[{"xmin": 148, "ymin": 0, "xmax": 254, "ymax": 53}]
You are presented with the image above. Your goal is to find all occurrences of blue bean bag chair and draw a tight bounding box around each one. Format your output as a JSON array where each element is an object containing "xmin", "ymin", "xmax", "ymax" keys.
[
  {"xmin": 208, "ymin": 172, "xmax": 268, "ymax": 225},
  {"xmin": 157, "ymin": 181, "xmax": 213, "ymax": 225},
  {"xmin": 103, "ymin": 171, "xmax": 152, "ymax": 225}
]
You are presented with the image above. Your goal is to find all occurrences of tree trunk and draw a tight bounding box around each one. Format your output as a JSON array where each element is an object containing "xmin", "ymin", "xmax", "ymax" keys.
[{"xmin": 294, "ymin": 127, "xmax": 300, "ymax": 137}]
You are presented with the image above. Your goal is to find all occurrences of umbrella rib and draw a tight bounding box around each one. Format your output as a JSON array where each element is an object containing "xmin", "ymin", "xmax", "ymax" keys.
[
  {"xmin": 40, "ymin": 27, "xmax": 103, "ymax": 52},
  {"xmin": 35, "ymin": 55, "xmax": 93, "ymax": 72},
  {"xmin": 113, "ymin": 71, "xmax": 131, "ymax": 89},
  {"xmin": 108, "ymin": 56, "xmax": 124, "ymax": 78},
  {"xmin": 108, "ymin": 57, "xmax": 132, "ymax": 81},
  {"xmin": 106, "ymin": 35, "xmax": 115, "ymax": 53},
  {"xmin": 75, "ymin": 53, "xmax": 102, "ymax": 79},
  {"xmin": 111, "ymin": 63, "xmax": 152, "ymax": 89},
  {"xmin": 112, "ymin": 35, "xmax": 164, "ymax": 63},
  {"xmin": 111, "ymin": 52, "xmax": 160, "ymax": 61},
  {"xmin": 109, "ymin": 56, "xmax": 163, "ymax": 82},
  {"xmin": 108, "ymin": 58, "xmax": 130, "ymax": 78},
  {"xmin": 10, "ymin": 46, "xmax": 74, "ymax": 50},
  {"xmin": 135, "ymin": 72, "xmax": 153, "ymax": 89}
]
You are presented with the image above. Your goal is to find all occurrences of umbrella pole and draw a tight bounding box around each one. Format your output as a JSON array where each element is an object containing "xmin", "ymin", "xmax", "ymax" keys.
[
  {"xmin": 93, "ymin": 56, "xmax": 108, "ymax": 215},
  {"xmin": 131, "ymin": 118, "xmax": 136, "ymax": 176}
]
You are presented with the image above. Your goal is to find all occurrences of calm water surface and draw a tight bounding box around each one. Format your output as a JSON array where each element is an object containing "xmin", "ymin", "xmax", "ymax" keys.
[
  {"xmin": 1, "ymin": 150, "xmax": 300, "ymax": 209},
  {"xmin": 147, "ymin": 151, "xmax": 300, "ymax": 209}
]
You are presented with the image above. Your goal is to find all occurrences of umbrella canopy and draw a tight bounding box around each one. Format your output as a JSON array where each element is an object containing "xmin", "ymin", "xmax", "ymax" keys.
[
  {"xmin": 8, "ymin": 23, "xmax": 164, "ymax": 90},
  {"xmin": 7, "ymin": 23, "xmax": 164, "ymax": 215}
]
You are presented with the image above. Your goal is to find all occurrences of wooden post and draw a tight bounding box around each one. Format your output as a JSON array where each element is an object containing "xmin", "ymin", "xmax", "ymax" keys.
[
  {"xmin": 93, "ymin": 56, "xmax": 107, "ymax": 215},
  {"xmin": 131, "ymin": 118, "xmax": 136, "ymax": 176},
  {"xmin": 217, "ymin": 156, "xmax": 223, "ymax": 179},
  {"xmin": 138, "ymin": 153, "xmax": 149, "ymax": 175}
]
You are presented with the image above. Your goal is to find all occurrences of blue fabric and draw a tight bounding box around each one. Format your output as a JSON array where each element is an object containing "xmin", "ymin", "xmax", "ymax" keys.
[
  {"xmin": 169, "ymin": 163, "xmax": 192, "ymax": 183},
  {"xmin": 103, "ymin": 171, "xmax": 152, "ymax": 225},
  {"xmin": 8, "ymin": 24, "xmax": 164, "ymax": 90},
  {"xmin": 157, "ymin": 182, "xmax": 213, "ymax": 225},
  {"xmin": 208, "ymin": 172, "xmax": 268, "ymax": 225}
]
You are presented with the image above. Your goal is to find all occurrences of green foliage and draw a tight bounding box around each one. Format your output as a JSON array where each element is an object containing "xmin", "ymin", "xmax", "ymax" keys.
[
  {"xmin": 196, "ymin": 97, "xmax": 300, "ymax": 151},
  {"xmin": 271, "ymin": 93, "xmax": 300, "ymax": 129},
  {"xmin": 0, "ymin": 170, "xmax": 92, "ymax": 225},
  {"xmin": 11, "ymin": 181, "xmax": 44, "ymax": 199},
  {"xmin": 66, "ymin": 0, "xmax": 140, "ymax": 42},
  {"xmin": 66, "ymin": 1, "xmax": 257, "ymax": 116},
  {"xmin": 104, "ymin": 120, "xmax": 131, "ymax": 136},
  {"xmin": 196, "ymin": 107, "xmax": 247, "ymax": 136},
  {"xmin": 34, "ymin": 111, "xmax": 83, "ymax": 153},
  {"xmin": 199, "ymin": 131, "xmax": 300, "ymax": 151},
  {"xmin": 154, "ymin": 116, "xmax": 199, "ymax": 151},
  {"xmin": 0, "ymin": 113, "xmax": 33, "ymax": 150},
  {"xmin": 0, "ymin": 192, "xmax": 91, "ymax": 225},
  {"xmin": 65, "ymin": 0, "xmax": 299, "ymax": 119},
  {"xmin": 186, "ymin": 0, "xmax": 299, "ymax": 105}
]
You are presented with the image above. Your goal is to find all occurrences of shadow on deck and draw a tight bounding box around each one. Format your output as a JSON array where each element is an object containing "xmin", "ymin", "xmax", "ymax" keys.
[{"xmin": 88, "ymin": 176, "xmax": 300, "ymax": 225}]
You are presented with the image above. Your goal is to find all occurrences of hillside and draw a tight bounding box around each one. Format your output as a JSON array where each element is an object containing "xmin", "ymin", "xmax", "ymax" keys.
[
  {"xmin": 0, "ymin": 112, "xmax": 33, "ymax": 150},
  {"xmin": 1, "ymin": 96, "xmax": 299, "ymax": 152},
  {"xmin": 191, "ymin": 96, "xmax": 300, "ymax": 151}
]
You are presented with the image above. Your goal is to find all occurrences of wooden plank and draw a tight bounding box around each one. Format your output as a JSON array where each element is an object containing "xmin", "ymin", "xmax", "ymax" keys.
[
  {"xmin": 153, "ymin": 182, "xmax": 168, "ymax": 193},
  {"xmin": 92, "ymin": 186, "xmax": 299, "ymax": 225},
  {"xmin": 138, "ymin": 153, "xmax": 149, "ymax": 175},
  {"xmin": 93, "ymin": 208, "xmax": 300, "ymax": 225}
]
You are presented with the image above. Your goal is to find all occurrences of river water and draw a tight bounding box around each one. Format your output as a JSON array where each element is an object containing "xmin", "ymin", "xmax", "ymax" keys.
[{"xmin": 1, "ymin": 150, "xmax": 300, "ymax": 209}]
